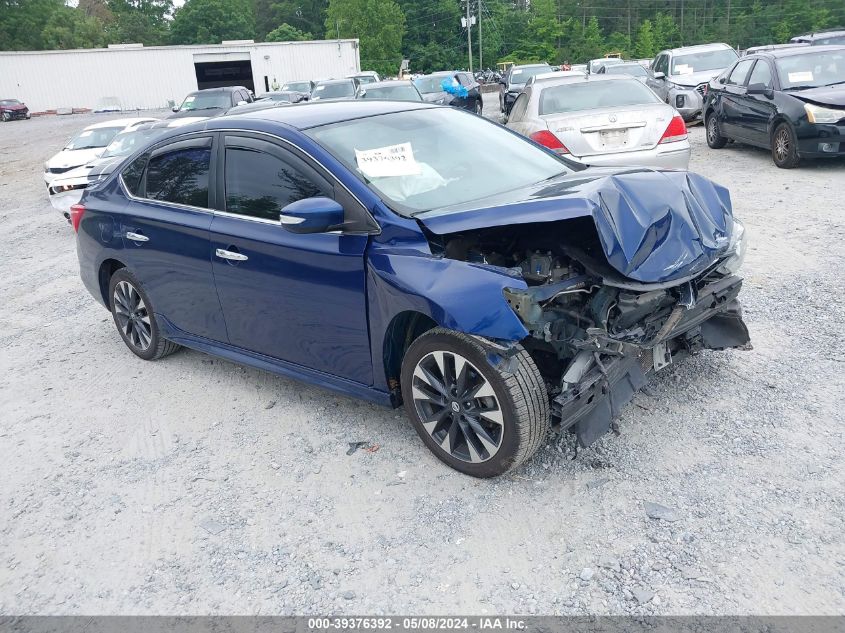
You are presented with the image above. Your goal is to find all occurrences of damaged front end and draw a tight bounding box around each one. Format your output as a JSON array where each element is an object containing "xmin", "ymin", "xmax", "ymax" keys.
[{"xmin": 424, "ymin": 206, "xmax": 750, "ymax": 448}]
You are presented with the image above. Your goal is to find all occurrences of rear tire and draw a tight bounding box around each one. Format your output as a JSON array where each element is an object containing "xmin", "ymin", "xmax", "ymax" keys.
[
  {"xmin": 108, "ymin": 268, "xmax": 181, "ymax": 361},
  {"xmin": 400, "ymin": 328, "xmax": 549, "ymax": 477},
  {"xmin": 772, "ymin": 122, "xmax": 800, "ymax": 168},
  {"xmin": 475, "ymin": 98, "xmax": 483, "ymax": 115},
  {"xmin": 705, "ymin": 112, "xmax": 728, "ymax": 149}
]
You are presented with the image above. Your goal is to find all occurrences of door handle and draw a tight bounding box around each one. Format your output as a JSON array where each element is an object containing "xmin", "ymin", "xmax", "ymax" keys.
[
  {"xmin": 125, "ymin": 231, "xmax": 149, "ymax": 243},
  {"xmin": 215, "ymin": 248, "xmax": 248, "ymax": 262}
]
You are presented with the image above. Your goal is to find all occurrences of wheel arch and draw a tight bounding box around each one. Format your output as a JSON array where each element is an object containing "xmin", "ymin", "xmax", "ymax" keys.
[
  {"xmin": 98, "ymin": 258, "xmax": 127, "ymax": 306},
  {"xmin": 382, "ymin": 310, "xmax": 438, "ymax": 399}
]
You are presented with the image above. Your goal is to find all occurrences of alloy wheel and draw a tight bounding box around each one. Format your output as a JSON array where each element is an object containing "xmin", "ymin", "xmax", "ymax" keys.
[
  {"xmin": 774, "ymin": 128, "xmax": 790, "ymax": 162},
  {"xmin": 113, "ymin": 280, "xmax": 152, "ymax": 351},
  {"xmin": 411, "ymin": 351, "xmax": 504, "ymax": 463},
  {"xmin": 707, "ymin": 118, "xmax": 717, "ymax": 144}
]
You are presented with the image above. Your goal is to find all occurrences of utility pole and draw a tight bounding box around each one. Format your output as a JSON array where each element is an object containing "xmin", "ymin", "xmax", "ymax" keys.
[
  {"xmin": 466, "ymin": 0, "xmax": 473, "ymax": 72},
  {"xmin": 478, "ymin": 0, "xmax": 483, "ymax": 70}
]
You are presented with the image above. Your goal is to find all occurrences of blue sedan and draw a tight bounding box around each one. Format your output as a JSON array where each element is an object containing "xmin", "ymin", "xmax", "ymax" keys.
[{"xmin": 72, "ymin": 101, "xmax": 750, "ymax": 477}]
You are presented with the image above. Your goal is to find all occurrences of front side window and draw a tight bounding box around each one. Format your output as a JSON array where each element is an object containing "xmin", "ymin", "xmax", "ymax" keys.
[
  {"xmin": 747, "ymin": 60, "xmax": 773, "ymax": 88},
  {"xmin": 121, "ymin": 154, "xmax": 149, "ymax": 196},
  {"xmin": 224, "ymin": 146, "xmax": 326, "ymax": 221},
  {"xmin": 145, "ymin": 147, "xmax": 211, "ymax": 208}
]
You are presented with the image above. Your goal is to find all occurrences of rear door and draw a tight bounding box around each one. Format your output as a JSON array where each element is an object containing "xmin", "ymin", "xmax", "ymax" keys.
[
  {"xmin": 117, "ymin": 134, "xmax": 227, "ymax": 341},
  {"xmin": 209, "ymin": 134, "xmax": 374, "ymax": 383}
]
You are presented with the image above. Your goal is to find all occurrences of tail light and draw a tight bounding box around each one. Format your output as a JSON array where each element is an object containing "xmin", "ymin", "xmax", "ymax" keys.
[
  {"xmin": 69, "ymin": 203, "xmax": 85, "ymax": 233},
  {"xmin": 529, "ymin": 130, "xmax": 570, "ymax": 154},
  {"xmin": 659, "ymin": 115, "xmax": 688, "ymax": 144}
]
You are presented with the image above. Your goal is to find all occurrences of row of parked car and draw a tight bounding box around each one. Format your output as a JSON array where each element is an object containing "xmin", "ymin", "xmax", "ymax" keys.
[{"xmin": 497, "ymin": 35, "xmax": 844, "ymax": 169}]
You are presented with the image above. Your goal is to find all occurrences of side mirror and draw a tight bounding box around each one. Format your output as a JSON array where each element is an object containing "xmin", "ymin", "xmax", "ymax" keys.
[
  {"xmin": 279, "ymin": 197, "xmax": 344, "ymax": 234},
  {"xmin": 653, "ymin": 71, "xmax": 666, "ymax": 80},
  {"xmin": 747, "ymin": 83, "xmax": 773, "ymax": 98},
  {"xmin": 237, "ymin": 100, "xmax": 248, "ymax": 106},
  {"xmin": 172, "ymin": 106, "xmax": 179, "ymax": 112},
  {"xmin": 359, "ymin": 89, "xmax": 366, "ymax": 97},
  {"xmin": 719, "ymin": 76, "xmax": 727, "ymax": 84}
]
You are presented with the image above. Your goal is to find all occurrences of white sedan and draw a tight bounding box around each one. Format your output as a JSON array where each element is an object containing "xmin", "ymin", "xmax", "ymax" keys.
[
  {"xmin": 43, "ymin": 117, "xmax": 157, "ymax": 188},
  {"xmin": 505, "ymin": 74, "xmax": 691, "ymax": 170}
]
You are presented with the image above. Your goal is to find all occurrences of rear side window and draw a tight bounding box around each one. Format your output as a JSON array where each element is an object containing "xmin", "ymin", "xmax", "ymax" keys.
[
  {"xmin": 224, "ymin": 146, "xmax": 327, "ymax": 221},
  {"xmin": 145, "ymin": 147, "xmax": 211, "ymax": 208}
]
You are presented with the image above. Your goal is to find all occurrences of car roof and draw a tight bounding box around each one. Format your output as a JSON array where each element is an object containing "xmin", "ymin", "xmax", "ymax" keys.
[
  {"xmin": 83, "ymin": 117, "xmax": 156, "ymax": 130},
  {"xmin": 316, "ymin": 78, "xmax": 356, "ymax": 85},
  {"xmin": 210, "ymin": 100, "xmax": 435, "ymax": 130},
  {"xmin": 748, "ymin": 44, "xmax": 845, "ymax": 58},
  {"xmin": 664, "ymin": 42, "xmax": 734, "ymax": 54},
  {"xmin": 535, "ymin": 74, "xmax": 634, "ymax": 87},
  {"xmin": 793, "ymin": 28, "xmax": 845, "ymax": 38}
]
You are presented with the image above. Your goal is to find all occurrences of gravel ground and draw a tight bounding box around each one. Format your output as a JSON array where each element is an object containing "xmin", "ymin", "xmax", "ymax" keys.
[{"xmin": 1, "ymin": 108, "xmax": 844, "ymax": 616}]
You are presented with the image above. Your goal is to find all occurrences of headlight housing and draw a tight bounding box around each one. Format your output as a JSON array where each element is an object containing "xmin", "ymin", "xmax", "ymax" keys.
[
  {"xmin": 804, "ymin": 102, "xmax": 845, "ymax": 124},
  {"xmin": 717, "ymin": 218, "xmax": 747, "ymax": 275}
]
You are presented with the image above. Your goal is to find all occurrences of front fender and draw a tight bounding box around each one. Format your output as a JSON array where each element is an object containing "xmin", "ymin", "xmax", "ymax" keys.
[{"xmin": 366, "ymin": 248, "xmax": 529, "ymax": 391}]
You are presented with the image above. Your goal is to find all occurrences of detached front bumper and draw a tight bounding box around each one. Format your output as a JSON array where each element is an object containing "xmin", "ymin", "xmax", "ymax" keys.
[{"xmin": 552, "ymin": 274, "xmax": 750, "ymax": 446}]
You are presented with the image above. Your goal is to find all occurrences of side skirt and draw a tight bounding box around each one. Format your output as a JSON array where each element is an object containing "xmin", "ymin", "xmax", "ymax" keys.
[{"xmin": 157, "ymin": 315, "xmax": 394, "ymax": 408}]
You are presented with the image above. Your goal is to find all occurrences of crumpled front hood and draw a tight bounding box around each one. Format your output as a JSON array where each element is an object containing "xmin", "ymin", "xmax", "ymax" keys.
[{"xmin": 417, "ymin": 168, "xmax": 734, "ymax": 284}]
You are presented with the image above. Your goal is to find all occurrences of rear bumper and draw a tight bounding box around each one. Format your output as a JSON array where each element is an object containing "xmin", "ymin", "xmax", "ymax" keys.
[{"xmin": 576, "ymin": 140, "xmax": 691, "ymax": 170}]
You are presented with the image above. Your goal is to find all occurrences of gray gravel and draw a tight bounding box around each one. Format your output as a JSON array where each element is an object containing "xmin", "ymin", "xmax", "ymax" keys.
[{"xmin": 1, "ymin": 109, "xmax": 844, "ymax": 616}]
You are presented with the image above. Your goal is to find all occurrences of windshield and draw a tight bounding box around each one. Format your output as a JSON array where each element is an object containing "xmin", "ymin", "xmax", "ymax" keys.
[
  {"xmin": 265, "ymin": 93, "xmax": 292, "ymax": 102},
  {"xmin": 606, "ymin": 64, "xmax": 647, "ymax": 77},
  {"xmin": 312, "ymin": 82, "xmax": 355, "ymax": 99},
  {"xmin": 281, "ymin": 81, "xmax": 311, "ymax": 92},
  {"xmin": 178, "ymin": 92, "xmax": 230, "ymax": 111},
  {"xmin": 816, "ymin": 34, "xmax": 845, "ymax": 45},
  {"xmin": 1, "ymin": 99, "xmax": 21, "ymax": 106},
  {"xmin": 65, "ymin": 126, "xmax": 124, "ymax": 150},
  {"xmin": 306, "ymin": 107, "xmax": 570, "ymax": 216},
  {"xmin": 509, "ymin": 65, "xmax": 552, "ymax": 87},
  {"xmin": 414, "ymin": 75, "xmax": 451, "ymax": 94},
  {"xmin": 777, "ymin": 49, "xmax": 845, "ymax": 89},
  {"xmin": 539, "ymin": 79, "xmax": 661, "ymax": 115},
  {"xmin": 354, "ymin": 75, "xmax": 377, "ymax": 85},
  {"xmin": 363, "ymin": 85, "xmax": 421, "ymax": 101},
  {"xmin": 671, "ymin": 49, "xmax": 738, "ymax": 75},
  {"xmin": 101, "ymin": 128, "xmax": 163, "ymax": 158}
]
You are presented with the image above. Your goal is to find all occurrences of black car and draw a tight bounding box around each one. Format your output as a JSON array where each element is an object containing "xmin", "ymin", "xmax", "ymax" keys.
[
  {"xmin": 168, "ymin": 86, "xmax": 253, "ymax": 119},
  {"xmin": 704, "ymin": 45, "xmax": 845, "ymax": 168},
  {"xmin": 498, "ymin": 64, "xmax": 553, "ymax": 114},
  {"xmin": 1, "ymin": 98, "xmax": 30, "ymax": 121},
  {"xmin": 791, "ymin": 29, "xmax": 845, "ymax": 46},
  {"xmin": 414, "ymin": 71, "xmax": 483, "ymax": 114}
]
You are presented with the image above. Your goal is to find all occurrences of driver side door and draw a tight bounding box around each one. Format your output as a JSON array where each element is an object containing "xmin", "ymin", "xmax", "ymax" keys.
[{"xmin": 209, "ymin": 134, "xmax": 375, "ymax": 384}]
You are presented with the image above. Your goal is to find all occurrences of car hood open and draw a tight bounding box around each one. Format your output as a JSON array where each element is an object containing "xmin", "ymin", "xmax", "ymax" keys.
[
  {"xmin": 788, "ymin": 84, "xmax": 845, "ymax": 108},
  {"xmin": 416, "ymin": 168, "xmax": 734, "ymax": 284}
]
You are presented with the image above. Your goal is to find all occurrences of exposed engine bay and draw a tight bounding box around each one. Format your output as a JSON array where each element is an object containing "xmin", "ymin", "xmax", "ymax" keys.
[{"xmin": 428, "ymin": 218, "xmax": 751, "ymax": 447}]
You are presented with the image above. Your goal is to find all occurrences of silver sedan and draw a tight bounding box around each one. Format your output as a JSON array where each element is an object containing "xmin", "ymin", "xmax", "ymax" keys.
[{"xmin": 505, "ymin": 74, "xmax": 691, "ymax": 169}]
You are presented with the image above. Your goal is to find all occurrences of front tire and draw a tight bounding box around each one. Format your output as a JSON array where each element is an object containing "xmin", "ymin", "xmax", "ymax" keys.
[
  {"xmin": 108, "ymin": 268, "xmax": 181, "ymax": 361},
  {"xmin": 400, "ymin": 328, "xmax": 549, "ymax": 477},
  {"xmin": 1, "ymin": 112, "xmax": 9, "ymax": 122},
  {"xmin": 772, "ymin": 122, "xmax": 800, "ymax": 168},
  {"xmin": 475, "ymin": 98, "xmax": 483, "ymax": 116},
  {"xmin": 706, "ymin": 112, "xmax": 728, "ymax": 149}
]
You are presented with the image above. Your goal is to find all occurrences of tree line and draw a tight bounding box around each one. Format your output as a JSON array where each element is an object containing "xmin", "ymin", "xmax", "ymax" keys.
[{"xmin": 1, "ymin": 0, "xmax": 844, "ymax": 76}]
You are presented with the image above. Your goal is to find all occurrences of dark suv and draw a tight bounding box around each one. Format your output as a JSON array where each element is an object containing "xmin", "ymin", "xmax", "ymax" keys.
[{"xmin": 169, "ymin": 86, "xmax": 253, "ymax": 119}]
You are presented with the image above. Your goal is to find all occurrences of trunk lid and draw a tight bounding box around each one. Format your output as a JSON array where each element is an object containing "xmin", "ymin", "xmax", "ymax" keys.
[
  {"xmin": 416, "ymin": 168, "xmax": 734, "ymax": 284},
  {"xmin": 543, "ymin": 104, "xmax": 674, "ymax": 157}
]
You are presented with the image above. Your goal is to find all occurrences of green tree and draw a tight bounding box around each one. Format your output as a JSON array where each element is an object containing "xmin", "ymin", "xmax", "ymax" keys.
[
  {"xmin": 42, "ymin": 6, "xmax": 108, "ymax": 49},
  {"xmin": 399, "ymin": 0, "xmax": 462, "ymax": 72},
  {"xmin": 634, "ymin": 19, "xmax": 657, "ymax": 58},
  {"xmin": 325, "ymin": 0, "xmax": 405, "ymax": 77},
  {"xmin": 507, "ymin": 0, "xmax": 559, "ymax": 62},
  {"xmin": 171, "ymin": 0, "xmax": 255, "ymax": 44},
  {"xmin": 106, "ymin": 0, "xmax": 173, "ymax": 45},
  {"xmin": 265, "ymin": 22, "xmax": 312, "ymax": 41},
  {"xmin": 255, "ymin": 0, "xmax": 325, "ymax": 41},
  {"xmin": 0, "ymin": 0, "xmax": 65, "ymax": 50}
]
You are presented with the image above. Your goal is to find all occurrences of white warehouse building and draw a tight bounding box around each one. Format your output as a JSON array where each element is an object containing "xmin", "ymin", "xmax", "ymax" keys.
[{"xmin": 0, "ymin": 39, "xmax": 361, "ymax": 113}]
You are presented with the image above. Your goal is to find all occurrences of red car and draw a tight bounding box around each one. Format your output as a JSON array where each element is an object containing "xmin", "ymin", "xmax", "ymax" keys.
[{"xmin": 0, "ymin": 98, "xmax": 30, "ymax": 121}]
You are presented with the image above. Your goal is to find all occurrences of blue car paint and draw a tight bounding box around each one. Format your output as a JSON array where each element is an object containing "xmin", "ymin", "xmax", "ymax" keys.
[
  {"xmin": 76, "ymin": 101, "xmax": 736, "ymax": 407},
  {"xmin": 418, "ymin": 169, "xmax": 735, "ymax": 284}
]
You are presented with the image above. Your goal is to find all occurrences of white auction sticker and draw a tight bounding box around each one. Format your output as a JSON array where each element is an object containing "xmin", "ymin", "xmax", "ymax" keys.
[
  {"xmin": 355, "ymin": 142, "xmax": 422, "ymax": 178},
  {"xmin": 788, "ymin": 71, "xmax": 813, "ymax": 82},
  {"xmin": 675, "ymin": 64, "xmax": 693, "ymax": 75}
]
